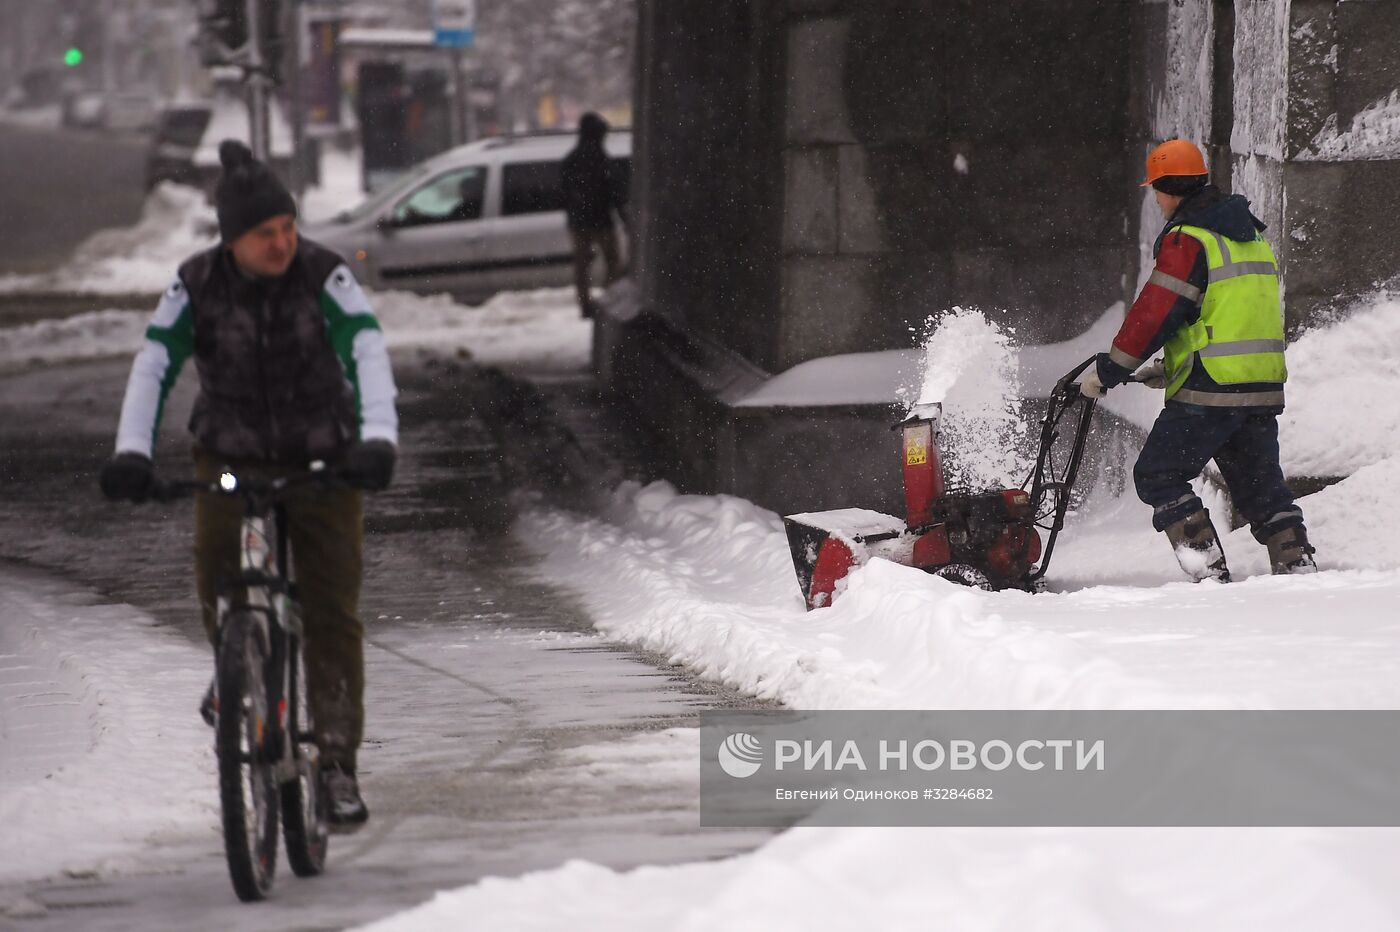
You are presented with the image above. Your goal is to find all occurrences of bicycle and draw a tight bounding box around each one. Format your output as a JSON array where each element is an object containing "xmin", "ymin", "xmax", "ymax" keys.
[{"xmin": 152, "ymin": 464, "xmax": 344, "ymax": 902}]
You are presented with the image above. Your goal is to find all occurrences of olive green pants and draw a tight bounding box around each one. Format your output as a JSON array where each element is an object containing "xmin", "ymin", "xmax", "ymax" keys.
[{"xmin": 193, "ymin": 450, "xmax": 365, "ymax": 770}]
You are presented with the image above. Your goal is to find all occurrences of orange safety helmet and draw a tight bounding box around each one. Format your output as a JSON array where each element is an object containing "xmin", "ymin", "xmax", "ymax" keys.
[{"xmin": 1142, "ymin": 139, "xmax": 1208, "ymax": 187}]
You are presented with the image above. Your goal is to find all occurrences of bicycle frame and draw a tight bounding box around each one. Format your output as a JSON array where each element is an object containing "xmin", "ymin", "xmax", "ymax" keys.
[{"xmin": 213, "ymin": 485, "xmax": 313, "ymax": 787}]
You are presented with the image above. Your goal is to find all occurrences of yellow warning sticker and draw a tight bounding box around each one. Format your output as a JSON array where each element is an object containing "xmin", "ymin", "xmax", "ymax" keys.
[{"xmin": 905, "ymin": 438, "xmax": 927, "ymax": 466}]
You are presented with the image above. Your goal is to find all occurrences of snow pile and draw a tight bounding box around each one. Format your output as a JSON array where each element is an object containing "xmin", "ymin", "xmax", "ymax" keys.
[
  {"xmin": 373, "ymin": 287, "xmax": 591, "ymax": 369},
  {"xmin": 521, "ymin": 475, "xmax": 1400, "ymax": 712},
  {"xmin": 1278, "ymin": 296, "xmax": 1400, "ymax": 476},
  {"xmin": 392, "ymin": 463, "xmax": 1400, "ymax": 929},
  {"xmin": 902, "ymin": 307, "xmax": 1028, "ymax": 488},
  {"xmin": 1299, "ymin": 456, "xmax": 1400, "ymax": 571},
  {"xmin": 0, "ymin": 183, "xmax": 217, "ymax": 295},
  {"xmin": 0, "ymin": 287, "xmax": 590, "ymax": 372},
  {"xmin": 1301, "ymin": 90, "xmax": 1400, "ymax": 161},
  {"xmin": 0, "ymin": 567, "xmax": 213, "ymax": 884},
  {"xmin": 361, "ymin": 824, "xmax": 1397, "ymax": 932},
  {"xmin": 0, "ymin": 309, "xmax": 149, "ymax": 371}
]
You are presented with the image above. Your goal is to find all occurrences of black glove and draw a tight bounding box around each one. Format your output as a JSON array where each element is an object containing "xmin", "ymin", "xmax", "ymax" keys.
[
  {"xmin": 100, "ymin": 452, "xmax": 155, "ymax": 502},
  {"xmin": 341, "ymin": 439, "xmax": 396, "ymax": 491}
]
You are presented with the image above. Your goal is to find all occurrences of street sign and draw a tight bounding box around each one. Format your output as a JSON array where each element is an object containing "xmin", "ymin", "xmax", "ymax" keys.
[{"xmin": 433, "ymin": 0, "xmax": 475, "ymax": 48}]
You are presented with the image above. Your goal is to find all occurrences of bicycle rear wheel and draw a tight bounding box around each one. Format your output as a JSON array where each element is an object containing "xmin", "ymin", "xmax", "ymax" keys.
[
  {"xmin": 216, "ymin": 610, "xmax": 280, "ymax": 901},
  {"xmin": 281, "ymin": 635, "xmax": 328, "ymax": 876}
]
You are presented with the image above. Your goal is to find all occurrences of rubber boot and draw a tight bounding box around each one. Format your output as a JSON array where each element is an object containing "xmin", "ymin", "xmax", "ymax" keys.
[
  {"xmin": 1164, "ymin": 509, "xmax": 1231, "ymax": 583},
  {"xmin": 1265, "ymin": 526, "xmax": 1318, "ymax": 575}
]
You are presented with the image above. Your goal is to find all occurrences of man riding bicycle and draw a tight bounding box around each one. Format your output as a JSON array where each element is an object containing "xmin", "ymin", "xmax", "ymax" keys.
[{"xmin": 100, "ymin": 140, "xmax": 398, "ymax": 830}]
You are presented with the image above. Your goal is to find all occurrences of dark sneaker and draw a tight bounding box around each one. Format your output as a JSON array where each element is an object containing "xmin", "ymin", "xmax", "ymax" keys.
[
  {"xmin": 199, "ymin": 678, "xmax": 217, "ymax": 727},
  {"xmin": 321, "ymin": 764, "xmax": 369, "ymax": 832}
]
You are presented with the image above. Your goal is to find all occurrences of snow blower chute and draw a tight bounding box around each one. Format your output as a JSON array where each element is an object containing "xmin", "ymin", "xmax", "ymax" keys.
[{"xmin": 785, "ymin": 356, "xmax": 1112, "ymax": 609}]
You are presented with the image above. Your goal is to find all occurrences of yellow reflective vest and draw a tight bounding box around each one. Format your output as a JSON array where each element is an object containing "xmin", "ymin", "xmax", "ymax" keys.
[{"xmin": 1161, "ymin": 224, "xmax": 1286, "ymax": 407}]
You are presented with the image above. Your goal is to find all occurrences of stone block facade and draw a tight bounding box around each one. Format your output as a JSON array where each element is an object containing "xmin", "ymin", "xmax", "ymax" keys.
[{"xmin": 608, "ymin": 0, "xmax": 1400, "ymax": 513}]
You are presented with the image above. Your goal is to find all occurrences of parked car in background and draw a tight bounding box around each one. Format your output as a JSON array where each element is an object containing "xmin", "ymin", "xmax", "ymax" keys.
[
  {"xmin": 303, "ymin": 132, "xmax": 632, "ymax": 303},
  {"xmin": 61, "ymin": 90, "xmax": 160, "ymax": 132},
  {"xmin": 145, "ymin": 94, "xmax": 294, "ymax": 193},
  {"xmin": 145, "ymin": 103, "xmax": 212, "ymax": 190}
]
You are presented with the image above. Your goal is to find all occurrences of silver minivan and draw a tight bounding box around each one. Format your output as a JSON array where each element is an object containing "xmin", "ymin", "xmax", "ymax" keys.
[{"xmin": 305, "ymin": 132, "xmax": 632, "ymax": 302}]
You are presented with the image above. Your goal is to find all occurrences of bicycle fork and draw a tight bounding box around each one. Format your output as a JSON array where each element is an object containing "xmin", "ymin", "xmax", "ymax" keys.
[{"xmin": 217, "ymin": 510, "xmax": 309, "ymax": 785}]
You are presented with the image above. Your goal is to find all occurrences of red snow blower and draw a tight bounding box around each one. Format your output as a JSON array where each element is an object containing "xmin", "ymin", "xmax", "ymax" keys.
[{"xmin": 785, "ymin": 356, "xmax": 1117, "ymax": 609}]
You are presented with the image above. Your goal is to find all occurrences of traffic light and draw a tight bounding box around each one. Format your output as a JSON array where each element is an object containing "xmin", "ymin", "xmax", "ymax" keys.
[
  {"xmin": 196, "ymin": 0, "xmax": 249, "ymax": 63},
  {"xmin": 195, "ymin": 0, "xmax": 283, "ymax": 82},
  {"xmin": 63, "ymin": 47, "xmax": 84, "ymax": 67}
]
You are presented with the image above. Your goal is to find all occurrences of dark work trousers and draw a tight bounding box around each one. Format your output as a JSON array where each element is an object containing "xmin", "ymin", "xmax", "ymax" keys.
[
  {"xmin": 569, "ymin": 224, "xmax": 621, "ymax": 311},
  {"xmin": 1133, "ymin": 403, "xmax": 1304, "ymax": 542},
  {"xmin": 193, "ymin": 448, "xmax": 366, "ymax": 770}
]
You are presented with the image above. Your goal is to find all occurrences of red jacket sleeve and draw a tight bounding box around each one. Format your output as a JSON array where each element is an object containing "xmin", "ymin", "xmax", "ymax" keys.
[{"xmin": 1099, "ymin": 231, "xmax": 1209, "ymax": 387}]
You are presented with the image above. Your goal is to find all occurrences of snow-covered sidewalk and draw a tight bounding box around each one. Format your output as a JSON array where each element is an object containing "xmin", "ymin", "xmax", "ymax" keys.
[{"xmin": 0, "ymin": 566, "xmax": 213, "ymax": 887}]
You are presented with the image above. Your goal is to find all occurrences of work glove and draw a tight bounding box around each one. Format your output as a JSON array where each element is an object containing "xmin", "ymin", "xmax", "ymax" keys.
[
  {"xmin": 1136, "ymin": 359, "xmax": 1167, "ymax": 390},
  {"xmin": 341, "ymin": 439, "xmax": 396, "ymax": 492},
  {"xmin": 1079, "ymin": 365, "xmax": 1107, "ymax": 399},
  {"xmin": 100, "ymin": 452, "xmax": 155, "ymax": 502}
]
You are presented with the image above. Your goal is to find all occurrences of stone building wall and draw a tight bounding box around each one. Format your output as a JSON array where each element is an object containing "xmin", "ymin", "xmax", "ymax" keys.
[
  {"xmin": 1282, "ymin": 0, "xmax": 1400, "ymax": 325},
  {"xmin": 611, "ymin": 0, "xmax": 1400, "ymax": 513},
  {"xmin": 1133, "ymin": 0, "xmax": 1400, "ymax": 330},
  {"xmin": 775, "ymin": 1, "xmax": 1137, "ymax": 370}
]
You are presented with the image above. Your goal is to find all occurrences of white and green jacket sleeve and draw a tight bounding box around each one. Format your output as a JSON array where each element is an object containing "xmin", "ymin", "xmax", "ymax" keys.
[
  {"xmin": 115, "ymin": 277, "xmax": 194, "ymax": 458},
  {"xmin": 320, "ymin": 264, "xmax": 399, "ymax": 446}
]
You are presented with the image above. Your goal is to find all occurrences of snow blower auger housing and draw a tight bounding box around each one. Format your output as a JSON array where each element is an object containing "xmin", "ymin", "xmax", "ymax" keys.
[{"xmin": 784, "ymin": 356, "xmax": 1105, "ymax": 609}]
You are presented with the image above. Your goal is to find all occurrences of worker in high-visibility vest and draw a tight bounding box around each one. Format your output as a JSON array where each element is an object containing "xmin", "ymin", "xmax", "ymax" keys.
[{"xmin": 1081, "ymin": 139, "xmax": 1317, "ymax": 582}]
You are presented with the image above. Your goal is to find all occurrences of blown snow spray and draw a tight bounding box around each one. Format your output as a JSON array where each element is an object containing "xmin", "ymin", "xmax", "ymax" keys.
[{"xmin": 899, "ymin": 306, "xmax": 1031, "ymax": 489}]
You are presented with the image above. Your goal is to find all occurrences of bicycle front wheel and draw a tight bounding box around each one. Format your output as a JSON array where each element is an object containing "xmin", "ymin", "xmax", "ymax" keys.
[
  {"xmin": 281, "ymin": 635, "xmax": 328, "ymax": 877},
  {"xmin": 216, "ymin": 610, "xmax": 280, "ymax": 902}
]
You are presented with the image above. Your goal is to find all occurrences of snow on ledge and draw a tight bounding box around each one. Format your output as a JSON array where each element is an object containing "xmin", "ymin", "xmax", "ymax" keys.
[
  {"xmin": 1298, "ymin": 90, "xmax": 1400, "ymax": 161},
  {"xmin": 731, "ymin": 349, "xmax": 917, "ymax": 408},
  {"xmin": 731, "ymin": 304, "xmax": 1127, "ymax": 410}
]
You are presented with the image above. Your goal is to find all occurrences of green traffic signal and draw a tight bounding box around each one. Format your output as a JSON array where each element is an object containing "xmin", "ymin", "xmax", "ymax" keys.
[{"xmin": 63, "ymin": 47, "xmax": 84, "ymax": 67}]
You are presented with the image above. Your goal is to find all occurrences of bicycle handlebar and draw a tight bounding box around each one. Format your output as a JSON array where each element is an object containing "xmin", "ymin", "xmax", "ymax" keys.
[{"xmin": 147, "ymin": 464, "xmax": 354, "ymax": 503}]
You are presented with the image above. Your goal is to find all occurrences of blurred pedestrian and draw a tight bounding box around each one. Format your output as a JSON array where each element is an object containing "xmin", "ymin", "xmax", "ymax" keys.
[{"xmin": 561, "ymin": 112, "xmax": 627, "ymax": 318}]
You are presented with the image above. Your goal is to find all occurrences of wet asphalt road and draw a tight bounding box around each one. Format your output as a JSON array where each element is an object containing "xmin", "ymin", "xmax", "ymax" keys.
[
  {"xmin": 0, "ymin": 350, "xmax": 775, "ymax": 929},
  {"xmin": 0, "ymin": 124, "xmax": 149, "ymax": 276}
]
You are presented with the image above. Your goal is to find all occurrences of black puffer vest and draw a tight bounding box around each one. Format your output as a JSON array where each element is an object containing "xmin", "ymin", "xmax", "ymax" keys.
[{"xmin": 178, "ymin": 239, "xmax": 357, "ymax": 463}]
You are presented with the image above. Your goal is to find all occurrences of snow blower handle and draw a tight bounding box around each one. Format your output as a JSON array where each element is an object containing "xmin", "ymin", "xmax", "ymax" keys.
[
  {"xmin": 1059, "ymin": 355, "xmax": 1159, "ymax": 394},
  {"xmin": 1057, "ymin": 356, "xmax": 1100, "ymax": 396}
]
